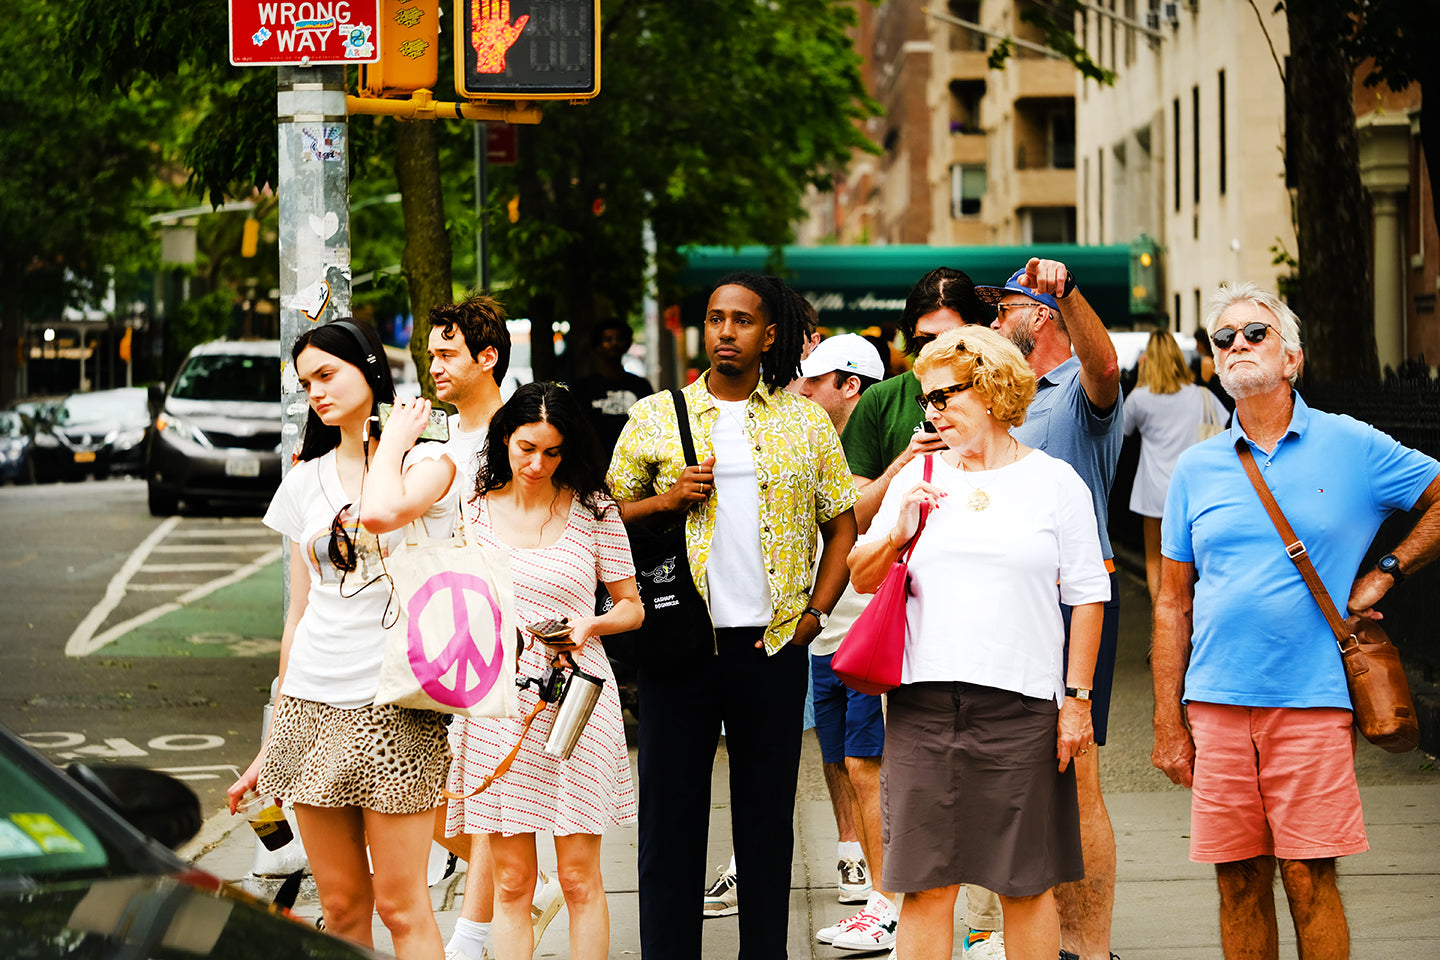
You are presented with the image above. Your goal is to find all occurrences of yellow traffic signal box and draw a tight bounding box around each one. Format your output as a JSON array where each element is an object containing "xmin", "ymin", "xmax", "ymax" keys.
[{"xmin": 361, "ymin": 0, "xmax": 441, "ymax": 98}]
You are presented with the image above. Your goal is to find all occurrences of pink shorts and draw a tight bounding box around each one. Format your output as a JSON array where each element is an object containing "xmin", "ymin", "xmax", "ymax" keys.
[{"xmin": 1187, "ymin": 702, "xmax": 1368, "ymax": 864}]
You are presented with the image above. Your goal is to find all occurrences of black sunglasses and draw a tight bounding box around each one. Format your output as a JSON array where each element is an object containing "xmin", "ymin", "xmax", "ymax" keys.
[
  {"xmin": 329, "ymin": 503, "xmax": 357, "ymax": 572},
  {"xmin": 1211, "ymin": 321, "xmax": 1273, "ymax": 351},
  {"xmin": 915, "ymin": 382, "xmax": 972, "ymax": 412}
]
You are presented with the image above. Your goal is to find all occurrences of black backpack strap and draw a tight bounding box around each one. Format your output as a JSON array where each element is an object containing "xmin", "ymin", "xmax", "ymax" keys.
[{"xmin": 671, "ymin": 388, "xmax": 698, "ymax": 468}]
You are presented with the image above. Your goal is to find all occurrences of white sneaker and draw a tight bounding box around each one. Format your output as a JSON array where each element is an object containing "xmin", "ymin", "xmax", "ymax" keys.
[
  {"xmin": 829, "ymin": 901, "xmax": 899, "ymax": 952},
  {"xmin": 837, "ymin": 855, "xmax": 872, "ymax": 903},
  {"xmin": 531, "ymin": 872, "xmax": 565, "ymax": 946},
  {"xmin": 963, "ymin": 929, "xmax": 1005, "ymax": 960},
  {"xmin": 816, "ymin": 906, "xmax": 870, "ymax": 944},
  {"xmin": 702, "ymin": 863, "xmax": 738, "ymax": 918}
]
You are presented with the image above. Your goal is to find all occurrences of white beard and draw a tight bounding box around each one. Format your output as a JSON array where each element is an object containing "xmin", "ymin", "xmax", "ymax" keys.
[{"xmin": 1217, "ymin": 358, "xmax": 1284, "ymax": 399}]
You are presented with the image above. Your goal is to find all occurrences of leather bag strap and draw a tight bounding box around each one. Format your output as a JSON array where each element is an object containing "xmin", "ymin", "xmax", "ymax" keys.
[
  {"xmin": 442, "ymin": 696, "xmax": 549, "ymax": 801},
  {"xmin": 898, "ymin": 454, "xmax": 934, "ymax": 563},
  {"xmin": 1235, "ymin": 439, "xmax": 1351, "ymax": 647},
  {"xmin": 672, "ymin": 389, "xmax": 698, "ymax": 468}
]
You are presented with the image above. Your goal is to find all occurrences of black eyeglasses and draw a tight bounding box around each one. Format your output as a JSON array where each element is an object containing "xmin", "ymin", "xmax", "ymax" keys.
[
  {"xmin": 329, "ymin": 503, "xmax": 357, "ymax": 572},
  {"xmin": 915, "ymin": 382, "xmax": 972, "ymax": 412},
  {"xmin": 1211, "ymin": 322, "xmax": 1273, "ymax": 351},
  {"xmin": 910, "ymin": 333, "xmax": 938, "ymax": 353}
]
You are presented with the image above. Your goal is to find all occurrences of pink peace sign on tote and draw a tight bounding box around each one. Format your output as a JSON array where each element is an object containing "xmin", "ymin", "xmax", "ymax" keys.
[{"xmin": 406, "ymin": 572, "xmax": 506, "ymax": 709}]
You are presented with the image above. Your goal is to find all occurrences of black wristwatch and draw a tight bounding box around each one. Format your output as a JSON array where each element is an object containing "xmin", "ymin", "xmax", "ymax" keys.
[
  {"xmin": 1060, "ymin": 269, "xmax": 1077, "ymax": 299},
  {"xmin": 1065, "ymin": 686, "xmax": 1092, "ymax": 701},
  {"xmin": 804, "ymin": 606, "xmax": 829, "ymax": 628},
  {"xmin": 1377, "ymin": 553, "xmax": 1406, "ymax": 584}
]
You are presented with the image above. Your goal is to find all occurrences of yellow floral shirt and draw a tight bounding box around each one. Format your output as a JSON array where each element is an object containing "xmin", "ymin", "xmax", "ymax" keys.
[{"xmin": 607, "ymin": 374, "xmax": 860, "ymax": 654}]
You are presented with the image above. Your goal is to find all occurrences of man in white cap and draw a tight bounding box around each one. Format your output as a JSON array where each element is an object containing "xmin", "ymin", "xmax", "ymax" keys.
[{"xmin": 795, "ymin": 335, "xmax": 905, "ymax": 953}]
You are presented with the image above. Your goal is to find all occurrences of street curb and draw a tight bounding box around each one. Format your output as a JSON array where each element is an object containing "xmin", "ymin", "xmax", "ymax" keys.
[{"xmin": 178, "ymin": 806, "xmax": 244, "ymax": 862}]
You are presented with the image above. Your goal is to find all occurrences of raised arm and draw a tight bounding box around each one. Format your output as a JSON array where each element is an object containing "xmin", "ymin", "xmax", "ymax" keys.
[{"xmin": 1025, "ymin": 257, "xmax": 1119, "ymax": 410}]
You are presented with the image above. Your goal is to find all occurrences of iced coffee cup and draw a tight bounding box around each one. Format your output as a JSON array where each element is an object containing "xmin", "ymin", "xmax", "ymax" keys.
[{"xmin": 236, "ymin": 790, "xmax": 294, "ymax": 851}]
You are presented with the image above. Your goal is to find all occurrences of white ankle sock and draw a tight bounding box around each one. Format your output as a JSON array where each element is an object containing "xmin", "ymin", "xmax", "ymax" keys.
[
  {"xmin": 838, "ymin": 841, "xmax": 863, "ymax": 860},
  {"xmin": 447, "ymin": 918, "xmax": 490, "ymax": 960},
  {"xmin": 727, "ymin": 853, "xmax": 738, "ymax": 874}
]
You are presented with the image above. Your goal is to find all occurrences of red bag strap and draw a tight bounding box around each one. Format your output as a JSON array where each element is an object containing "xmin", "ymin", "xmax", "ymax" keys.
[
  {"xmin": 1235, "ymin": 440, "xmax": 1352, "ymax": 648},
  {"xmin": 898, "ymin": 454, "xmax": 933, "ymax": 563}
]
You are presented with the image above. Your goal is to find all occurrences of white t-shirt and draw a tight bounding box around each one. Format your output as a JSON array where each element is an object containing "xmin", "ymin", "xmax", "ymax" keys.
[
  {"xmin": 1123, "ymin": 384, "xmax": 1229, "ymax": 517},
  {"xmin": 446, "ymin": 414, "xmax": 489, "ymax": 510},
  {"xmin": 860, "ymin": 450, "xmax": 1110, "ymax": 702},
  {"xmin": 263, "ymin": 446, "xmax": 456, "ymax": 708},
  {"xmin": 706, "ymin": 398, "xmax": 772, "ymax": 628}
]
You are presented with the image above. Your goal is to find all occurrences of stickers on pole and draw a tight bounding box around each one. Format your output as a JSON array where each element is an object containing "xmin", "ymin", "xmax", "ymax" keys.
[{"xmin": 229, "ymin": 1, "xmax": 382, "ymax": 65}]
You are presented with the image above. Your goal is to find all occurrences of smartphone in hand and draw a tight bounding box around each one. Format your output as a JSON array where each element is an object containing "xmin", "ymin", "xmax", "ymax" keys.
[
  {"xmin": 527, "ymin": 618, "xmax": 574, "ymax": 645},
  {"xmin": 376, "ymin": 402, "xmax": 450, "ymax": 442}
]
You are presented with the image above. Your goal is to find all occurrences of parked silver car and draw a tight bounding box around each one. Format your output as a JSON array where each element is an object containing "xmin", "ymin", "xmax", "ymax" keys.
[{"xmin": 145, "ymin": 340, "xmax": 282, "ymax": 516}]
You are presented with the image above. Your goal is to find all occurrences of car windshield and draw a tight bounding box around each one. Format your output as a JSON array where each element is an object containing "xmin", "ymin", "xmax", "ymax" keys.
[
  {"xmin": 0, "ymin": 751, "xmax": 114, "ymax": 881},
  {"xmin": 172, "ymin": 354, "xmax": 281, "ymax": 403},
  {"xmin": 55, "ymin": 390, "xmax": 148, "ymax": 426}
]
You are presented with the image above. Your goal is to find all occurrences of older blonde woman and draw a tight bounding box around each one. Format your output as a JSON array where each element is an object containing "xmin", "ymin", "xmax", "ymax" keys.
[{"xmin": 848, "ymin": 327, "xmax": 1110, "ymax": 960}]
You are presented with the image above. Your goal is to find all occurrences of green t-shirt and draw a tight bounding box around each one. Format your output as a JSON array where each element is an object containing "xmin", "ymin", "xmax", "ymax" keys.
[{"xmin": 841, "ymin": 370, "xmax": 925, "ymax": 480}]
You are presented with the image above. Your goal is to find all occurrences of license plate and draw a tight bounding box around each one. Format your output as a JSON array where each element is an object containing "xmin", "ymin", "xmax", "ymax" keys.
[
  {"xmin": 225, "ymin": 458, "xmax": 260, "ymax": 477},
  {"xmin": 73, "ymin": 451, "xmax": 97, "ymax": 463}
]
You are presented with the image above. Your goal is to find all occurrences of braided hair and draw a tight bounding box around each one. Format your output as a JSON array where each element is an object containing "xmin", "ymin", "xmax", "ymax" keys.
[{"xmin": 714, "ymin": 272, "xmax": 809, "ymax": 394}]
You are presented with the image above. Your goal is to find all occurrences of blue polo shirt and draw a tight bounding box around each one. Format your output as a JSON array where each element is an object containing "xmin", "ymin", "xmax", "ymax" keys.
[
  {"xmin": 1010, "ymin": 355, "xmax": 1123, "ymax": 560},
  {"xmin": 1162, "ymin": 393, "xmax": 1439, "ymax": 709}
]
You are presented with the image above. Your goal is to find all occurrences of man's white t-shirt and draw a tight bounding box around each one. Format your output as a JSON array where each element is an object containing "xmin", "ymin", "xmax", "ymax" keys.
[
  {"xmin": 706, "ymin": 398, "xmax": 772, "ymax": 628},
  {"xmin": 263, "ymin": 446, "xmax": 455, "ymax": 708},
  {"xmin": 860, "ymin": 450, "xmax": 1110, "ymax": 702},
  {"xmin": 446, "ymin": 413, "xmax": 489, "ymax": 511}
]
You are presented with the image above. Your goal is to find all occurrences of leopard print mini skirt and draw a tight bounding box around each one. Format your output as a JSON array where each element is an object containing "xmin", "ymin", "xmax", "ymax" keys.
[{"xmin": 257, "ymin": 695, "xmax": 451, "ymax": 815}]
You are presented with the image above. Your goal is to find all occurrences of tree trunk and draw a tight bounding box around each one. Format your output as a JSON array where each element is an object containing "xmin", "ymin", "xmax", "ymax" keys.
[
  {"xmin": 395, "ymin": 119, "xmax": 453, "ymax": 400},
  {"xmin": 1286, "ymin": 1, "xmax": 1376, "ymax": 381}
]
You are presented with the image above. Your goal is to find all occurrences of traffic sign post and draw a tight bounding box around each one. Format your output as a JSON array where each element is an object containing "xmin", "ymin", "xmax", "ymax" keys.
[
  {"xmin": 229, "ymin": 1, "xmax": 382, "ymax": 65},
  {"xmin": 455, "ymin": 0, "xmax": 600, "ymax": 100}
]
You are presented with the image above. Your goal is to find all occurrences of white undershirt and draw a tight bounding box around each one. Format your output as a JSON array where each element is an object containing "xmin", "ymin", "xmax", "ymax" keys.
[
  {"xmin": 445, "ymin": 414, "xmax": 488, "ymax": 510},
  {"xmin": 706, "ymin": 399, "xmax": 772, "ymax": 628}
]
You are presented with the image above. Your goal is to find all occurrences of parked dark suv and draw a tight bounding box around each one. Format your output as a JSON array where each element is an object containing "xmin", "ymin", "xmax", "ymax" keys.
[{"xmin": 145, "ymin": 340, "xmax": 283, "ymax": 516}]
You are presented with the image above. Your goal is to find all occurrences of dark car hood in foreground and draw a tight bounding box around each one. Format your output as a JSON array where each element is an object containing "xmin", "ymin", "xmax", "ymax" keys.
[{"xmin": 0, "ymin": 871, "xmax": 376, "ymax": 960}]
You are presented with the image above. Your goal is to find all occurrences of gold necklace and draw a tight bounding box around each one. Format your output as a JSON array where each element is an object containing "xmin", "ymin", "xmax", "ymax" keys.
[{"xmin": 955, "ymin": 438, "xmax": 1018, "ymax": 511}]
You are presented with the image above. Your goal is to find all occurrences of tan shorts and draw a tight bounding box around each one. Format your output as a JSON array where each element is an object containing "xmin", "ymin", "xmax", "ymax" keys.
[{"xmin": 1188, "ymin": 702, "xmax": 1368, "ymax": 863}]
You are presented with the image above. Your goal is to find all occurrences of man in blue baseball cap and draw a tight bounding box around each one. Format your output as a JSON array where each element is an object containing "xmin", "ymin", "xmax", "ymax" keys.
[{"xmin": 975, "ymin": 257, "xmax": 1122, "ymax": 960}]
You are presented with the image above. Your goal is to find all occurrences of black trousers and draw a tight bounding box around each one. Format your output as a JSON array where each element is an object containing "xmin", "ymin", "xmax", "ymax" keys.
[{"xmin": 636, "ymin": 627, "xmax": 809, "ymax": 960}]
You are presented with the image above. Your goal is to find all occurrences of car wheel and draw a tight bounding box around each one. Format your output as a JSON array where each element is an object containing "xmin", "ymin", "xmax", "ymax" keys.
[{"xmin": 147, "ymin": 484, "xmax": 179, "ymax": 516}]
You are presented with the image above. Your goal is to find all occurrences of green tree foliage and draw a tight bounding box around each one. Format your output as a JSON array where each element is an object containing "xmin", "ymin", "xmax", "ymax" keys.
[
  {"xmin": 0, "ymin": 1, "xmax": 178, "ymax": 397},
  {"xmin": 490, "ymin": 0, "xmax": 879, "ymax": 376}
]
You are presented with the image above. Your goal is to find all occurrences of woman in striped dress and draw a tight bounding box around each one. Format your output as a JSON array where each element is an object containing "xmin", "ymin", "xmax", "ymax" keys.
[{"xmin": 445, "ymin": 381, "xmax": 642, "ymax": 960}]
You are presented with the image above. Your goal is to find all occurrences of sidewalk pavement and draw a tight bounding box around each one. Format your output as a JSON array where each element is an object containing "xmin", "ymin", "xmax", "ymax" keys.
[{"xmin": 182, "ymin": 571, "xmax": 1440, "ymax": 958}]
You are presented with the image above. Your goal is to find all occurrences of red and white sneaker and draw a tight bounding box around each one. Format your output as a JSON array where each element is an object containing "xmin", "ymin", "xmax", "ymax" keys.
[{"xmin": 827, "ymin": 897, "xmax": 899, "ymax": 952}]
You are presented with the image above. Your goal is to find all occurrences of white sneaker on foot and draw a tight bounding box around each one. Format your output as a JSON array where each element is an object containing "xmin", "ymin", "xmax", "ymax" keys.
[
  {"xmin": 829, "ymin": 900, "xmax": 899, "ymax": 952},
  {"xmin": 837, "ymin": 855, "xmax": 871, "ymax": 904},
  {"xmin": 963, "ymin": 929, "xmax": 1005, "ymax": 960},
  {"xmin": 702, "ymin": 863, "xmax": 738, "ymax": 918},
  {"xmin": 531, "ymin": 873, "xmax": 564, "ymax": 946},
  {"xmin": 817, "ymin": 906, "xmax": 870, "ymax": 944}
]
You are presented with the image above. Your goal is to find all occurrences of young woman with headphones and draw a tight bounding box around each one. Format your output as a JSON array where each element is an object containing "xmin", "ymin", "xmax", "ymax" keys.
[{"xmin": 228, "ymin": 319, "xmax": 458, "ymax": 959}]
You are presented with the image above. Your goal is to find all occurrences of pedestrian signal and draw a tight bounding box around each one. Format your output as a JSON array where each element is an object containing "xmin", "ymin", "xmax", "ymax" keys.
[
  {"xmin": 362, "ymin": 0, "xmax": 441, "ymax": 98},
  {"xmin": 455, "ymin": 0, "xmax": 600, "ymax": 100}
]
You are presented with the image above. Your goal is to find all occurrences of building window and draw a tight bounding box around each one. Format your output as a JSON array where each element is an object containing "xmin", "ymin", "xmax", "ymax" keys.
[
  {"xmin": 1109, "ymin": 0, "xmax": 1119, "ymax": 71},
  {"xmin": 1174, "ymin": 292, "xmax": 1182, "ymax": 330},
  {"xmin": 1025, "ymin": 207, "xmax": 1077, "ymax": 243},
  {"xmin": 1097, "ymin": 149, "xmax": 1105, "ymax": 243},
  {"xmin": 1124, "ymin": 0, "xmax": 1136, "ymax": 66},
  {"xmin": 1192, "ymin": 85, "xmax": 1201, "ymax": 205},
  {"xmin": 1050, "ymin": 108, "xmax": 1076, "ymax": 169},
  {"xmin": 949, "ymin": 79, "xmax": 984, "ymax": 134},
  {"xmin": 1218, "ymin": 69, "xmax": 1227, "ymax": 196},
  {"xmin": 1173, "ymin": 97, "xmax": 1181, "ymax": 212},
  {"xmin": 950, "ymin": 163, "xmax": 986, "ymax": 218},
  {"xmin": 1083, "ymin": 156, "xmax": 1090, "ymax": 244}
]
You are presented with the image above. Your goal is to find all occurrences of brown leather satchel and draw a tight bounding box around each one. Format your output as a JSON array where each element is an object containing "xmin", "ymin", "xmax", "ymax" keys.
[{"xmin": 1237, "ymin": 441, "xmax": 1419, "ymax": 753}]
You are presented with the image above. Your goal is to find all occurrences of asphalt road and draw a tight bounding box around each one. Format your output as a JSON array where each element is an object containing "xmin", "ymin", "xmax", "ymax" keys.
[{"xmin": 0, "ymin": 477, "xmax": 282, "ymax": 814}]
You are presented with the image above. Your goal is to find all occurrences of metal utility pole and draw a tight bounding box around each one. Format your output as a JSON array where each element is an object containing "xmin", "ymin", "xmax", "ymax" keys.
[
  {"xmin": 474, "ymin": 121, "xmax": 490, "ymax": 291},
  {"xmin": 277, "ymin": 65, "xmax": 351, "ymax": 600}
]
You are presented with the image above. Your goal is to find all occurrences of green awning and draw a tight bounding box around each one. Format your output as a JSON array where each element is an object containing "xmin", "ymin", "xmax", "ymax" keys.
[{"xmin": 675, "ymin": 244, "xmax": 1138, "ymax": 330}]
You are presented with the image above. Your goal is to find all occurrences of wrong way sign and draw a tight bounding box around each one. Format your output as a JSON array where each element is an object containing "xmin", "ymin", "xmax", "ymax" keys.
[{"xmin": 230, "ymin": 1, "xmax": 382, "ymax": 65}]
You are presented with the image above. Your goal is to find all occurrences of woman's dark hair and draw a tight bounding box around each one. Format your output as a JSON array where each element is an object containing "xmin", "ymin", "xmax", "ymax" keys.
[
  {"xmin": 292, "ymin": 319, "xmax": 396, "ymax": 462},
  {"xmin": 899, "ymin": 267, "xmax": 994, "ymax": 355},
  {"xmin": 476, "ymin": 381, "xmax": 613, "ymax": 519},
  {"xmin": 712, "ymin": 272, "xmax": 809, "ymax": 393}
]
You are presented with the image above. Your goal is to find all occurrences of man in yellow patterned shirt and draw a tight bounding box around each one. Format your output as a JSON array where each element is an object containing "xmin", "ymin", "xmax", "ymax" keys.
[{"xmin": 608, "ymin": 274, "xmax": 859, "ymax": 960}]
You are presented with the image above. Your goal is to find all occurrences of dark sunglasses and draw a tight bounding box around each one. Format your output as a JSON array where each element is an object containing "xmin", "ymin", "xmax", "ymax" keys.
[
  {"xmin": 329, "ymin": 503, "xmax": 357, "ymax": 572},
  {"xmin": 1211, "ymin": 321, "xmax": 1273, "ymax": 351},
  {"xmin": 915, "ymin": 382, "xmax": 972, "ymax": 412}
]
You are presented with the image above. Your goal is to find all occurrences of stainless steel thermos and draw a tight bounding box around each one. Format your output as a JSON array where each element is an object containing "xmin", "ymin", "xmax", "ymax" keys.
[{"xmin": 543, "ymin": 666, "xmax": 605, "ymax": 759}]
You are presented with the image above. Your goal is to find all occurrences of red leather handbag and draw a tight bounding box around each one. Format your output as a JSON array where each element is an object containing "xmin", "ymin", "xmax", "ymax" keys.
[{"xmin": 832, "ymin": 455, "xmax": 932, "ymax": 695}]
